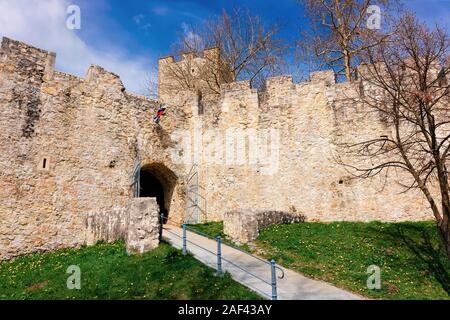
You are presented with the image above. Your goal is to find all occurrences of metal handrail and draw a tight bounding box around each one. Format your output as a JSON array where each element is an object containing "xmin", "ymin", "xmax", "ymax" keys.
[
  {"xmin": 185, "ymin": 225, "xmax": 218, "ymax": 240},
  {"xmin": 161, "ymin": 217, "xmax": 284, "ymax": 299},
  {"xmin": 276, "ymin": 266, "xmax": 285, "ymax": 279},
  {"xmin": 220, "ymin": 256, "xmax": 272, "ymax": 285},
  {"xmin": 185, "ymin": 238, "xmax": 220, "ymax": 257},
  {"xmin": 164, "ymin": 227, "xmax": 269, "ymax": 283},
  {"xmin": 186, "ymin": 225, "xmax": 285, "ymax": 279},
  {"xmin": 163, "ymin": 229, "xmax": 183, "ymax": 239}
]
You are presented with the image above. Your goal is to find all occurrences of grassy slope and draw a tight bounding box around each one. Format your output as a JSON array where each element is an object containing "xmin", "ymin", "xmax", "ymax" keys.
[
  {"xmin": 0, "ymin": 241, "xmax": 262, "ymax": 300},
  {"xmin": 189, "ymin": 222, "xmax": 225, "ymax": 239},
  {"xmin": 189, "ymin": 222, "xmax": 252, "ymax": 251},
  {"xmin": 194, "ymin": 221, "xmax": 450, "ymax": 299}
]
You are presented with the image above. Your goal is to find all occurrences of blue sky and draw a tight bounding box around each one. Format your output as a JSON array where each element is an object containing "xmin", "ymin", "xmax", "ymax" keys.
[
  {"xmin": 0, "ymin": 0, "xmax": 448, "ymax": 94},
  {"xmin": 67, "ymin": 0, "xmax": 302, "ymax": 57}
]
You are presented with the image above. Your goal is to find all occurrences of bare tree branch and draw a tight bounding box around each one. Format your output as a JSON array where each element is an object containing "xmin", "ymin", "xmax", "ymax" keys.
[
  {"xmin": 298, "ymin": 0, "xmax": 399, "ymax": 82},
  {"xmin": 160, "ymin": 8, "xmax": 287, "ymax": 101},
  {"xmin": 337, "ymin": 12, "xmax": 450, "ymax": 258}
]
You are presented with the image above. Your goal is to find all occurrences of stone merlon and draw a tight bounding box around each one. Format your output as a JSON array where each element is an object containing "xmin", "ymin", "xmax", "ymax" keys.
[{"xmin": 0, "ymin": 37, "xmax": 129, "ymax": 94}]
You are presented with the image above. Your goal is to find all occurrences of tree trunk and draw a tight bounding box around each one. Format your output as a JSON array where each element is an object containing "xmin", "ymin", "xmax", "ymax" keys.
[
  {"xmin": 439, "ymin": 222, "xmax": 450, "ymax": 260},
  {"xmin": 343, "ymin": 49, "xmax": 352, "ymax": 82},
  {"xmin": 436, "ymin": 160, "xmax": 450, "ymax": 259},
  {"xmin": 438, "ymin": 202, "xmax": 450, "ymax": 260}
]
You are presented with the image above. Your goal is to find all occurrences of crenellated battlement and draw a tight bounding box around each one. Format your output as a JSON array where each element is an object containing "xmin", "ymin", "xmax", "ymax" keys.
[
  {"xmin": 158, "ymin": 46, "xmax": 229, "ymax": 102},
  {"xmin": 1, "ymin": 37, "xmax": 56, "ymax": 69},
  {"xmin": 159, "ymin": 47, "xmax": 221, "ymax": 65},
  {"xmin": 0, "ymin": 36, "xmax": 380, "ymax": 130},
  {"xmin": 0, "ymin": 36, "xmax": 366, "ymax": 120},
  {"xmin": 209, "ymin": 70, "xmax": 355, "ymax": 116},
  {"xmin": 0, "ymin": 37, "xmax": 152, "ymax": 100},
  {"xmin": 266, "ymin": 75, "xmax": 294, "ymax": 88},
  {"xmin": 158, "ymin": 46, "xmax": 361, "ymax": 108},
  {"xmin": 1, "ymin": 37, "xmax": 56, "ymax": 81},
  {"xmin": 85, "ymin": 64, "xmax": 126, "ymax": 93},
  {"xmin": 220, "ymin": 80, "xmax": 252, "ymax": 93}
]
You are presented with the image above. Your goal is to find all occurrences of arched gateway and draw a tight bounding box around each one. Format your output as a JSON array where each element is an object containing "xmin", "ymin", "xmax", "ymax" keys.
[{"xmin": 135, "ymin": 163, "xmax": 177, "ymax": 224}]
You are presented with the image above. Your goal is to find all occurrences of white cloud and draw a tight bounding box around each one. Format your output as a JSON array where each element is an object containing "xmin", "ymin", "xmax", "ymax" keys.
[
  {"xmin": 152, "ymin": 6, "xmax": 169, "ymax": 16},
  {"xmin": 142, "ymin": 23, "xmax": 152, "ymax": 31},
  {"xmin": 133, "ymin": 14, "xmax": 145, "ymax": 25},
  {"xmin": 181, "ymin": 22, "xmax": 203, "ymax": 49},
  {"xmin": 0, "ymin": 0, "xmax": 153, "ymax": 94}
]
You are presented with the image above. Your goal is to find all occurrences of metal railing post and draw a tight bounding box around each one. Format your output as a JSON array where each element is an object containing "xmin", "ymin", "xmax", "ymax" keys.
[
  {"xmin": 216, "ymin": 236, "xmax": 223, "ymax": 276},
  {"xmin": 271, "ymin": 259, "xmax": 277, "ymax": 300},
  {"xmin": 182, "ymin": 224, "xmax": 187, "ymax": 255}
]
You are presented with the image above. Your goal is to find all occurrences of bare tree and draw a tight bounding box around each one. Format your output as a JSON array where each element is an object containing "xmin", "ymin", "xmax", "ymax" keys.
[
  {"xmin": 338, "ymin": 14, "xmax": 450, "ymax": 258},
  {"xmin": 298, "ymin": 0, "xmax": 398, "ymax": 82},
  {"xmin": 162, "ymin": 8, "xmax": 287, "ymax": 98},
  {"xmin": 141, "ymin": 67, "xmax": 159, "ymax": 100}
]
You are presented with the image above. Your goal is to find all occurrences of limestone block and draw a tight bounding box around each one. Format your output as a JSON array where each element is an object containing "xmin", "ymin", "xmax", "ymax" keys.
[
  {"xmin": 310, "ymin": 70, "xmax": 336, "ymax": 85},
  {"xmin": 223, "ymin": 210, "xmax": 259, "ymax": 244},
  {"xmin": 224, "ymin": 210, "xmax": 306, "ymax": 244},
  {"xmin": 126, "ymin": 198, "xmax": 160, "ymax": 254}
]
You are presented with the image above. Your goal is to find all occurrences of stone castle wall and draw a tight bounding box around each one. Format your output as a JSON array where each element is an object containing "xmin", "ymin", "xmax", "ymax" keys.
[
  {"xmin": 0, "ymin": 38, "xmax": 433, "ymax": 260},
  {"xmin": 0, "ymin": 38, "xmax": 189, "ymax": 260},
  {"xmin": 158, "ymin": 53, "xmax": 432, "ymax": 223}
]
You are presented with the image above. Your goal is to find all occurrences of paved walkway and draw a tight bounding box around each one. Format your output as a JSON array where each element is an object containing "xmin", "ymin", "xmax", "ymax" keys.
[{"xmin": 162, "ymin": 225, "xmax": 362, "ymax": 300}]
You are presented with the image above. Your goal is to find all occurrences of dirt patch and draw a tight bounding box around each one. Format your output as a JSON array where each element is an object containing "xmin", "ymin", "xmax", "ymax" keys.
[{"xmin": 26, "ymin": 280, "xmax": 48, "ymax": 292}]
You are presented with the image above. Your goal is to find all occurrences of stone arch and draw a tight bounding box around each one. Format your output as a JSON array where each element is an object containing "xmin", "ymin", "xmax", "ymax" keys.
[{"xmin": 138, "ymin": 163, "xmax": 177, "ymax": 223}]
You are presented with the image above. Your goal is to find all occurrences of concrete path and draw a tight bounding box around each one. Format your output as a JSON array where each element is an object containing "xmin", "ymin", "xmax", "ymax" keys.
[{"xmin": 162, "ymin": 225, "xmax": 362, "ymax": 300}]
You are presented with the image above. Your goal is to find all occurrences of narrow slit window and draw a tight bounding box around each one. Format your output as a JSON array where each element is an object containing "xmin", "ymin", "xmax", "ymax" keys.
[{"xmin": 39, "ymin": 157, "xmax": 50, "ymax": 171}]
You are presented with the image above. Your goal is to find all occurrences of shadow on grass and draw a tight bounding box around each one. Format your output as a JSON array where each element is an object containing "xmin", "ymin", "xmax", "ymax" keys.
[{"xmin": 379, "ymin": 223, "xmax": 450, "ymax": 295}]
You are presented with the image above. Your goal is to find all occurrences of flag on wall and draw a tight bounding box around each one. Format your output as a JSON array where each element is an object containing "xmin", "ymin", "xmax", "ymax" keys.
[{"xmin": 153, "ymin": 105, "xmax": 167, "ymax": 124}]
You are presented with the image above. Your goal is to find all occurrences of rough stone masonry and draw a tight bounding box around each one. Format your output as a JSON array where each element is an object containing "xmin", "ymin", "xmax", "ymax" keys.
[{"xmin": 0, "ymin": 37, "xmax": 433, "ymax": 260}]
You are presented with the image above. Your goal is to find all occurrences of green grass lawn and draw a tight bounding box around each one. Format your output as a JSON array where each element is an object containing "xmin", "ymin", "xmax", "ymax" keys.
[
  {"xmin": 188, "ymin": 222, "xmax": 252, "ymax": 252},
  {"xmin": 189, "ymin": 221, "xmax": 226, "ymax": 239},
  {"xmin": 193, "ymin": 220, "xmax": 450, "ymax": 299},
  {"xmin": 0, "ymin": 241, "xmax": 262, "ymax": 300}
]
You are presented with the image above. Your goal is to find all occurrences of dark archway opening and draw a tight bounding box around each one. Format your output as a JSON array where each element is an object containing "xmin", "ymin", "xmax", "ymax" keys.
[
  {"xmin": 140, "ymin": 170, "xmax": 166, "ymax": 217},
  {"xmin": 138, "ymin": 164, "xmax": 176, "ymax": 224}
]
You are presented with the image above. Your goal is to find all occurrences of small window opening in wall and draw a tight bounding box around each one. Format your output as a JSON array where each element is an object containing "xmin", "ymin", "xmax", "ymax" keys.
[
  {"xmin": 38, "ymin": 156, "xmax": 50, "ymax": 171},
  {"xmin": 339, "ymin": 179, "xmax": 344, "ymax": 185}
]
